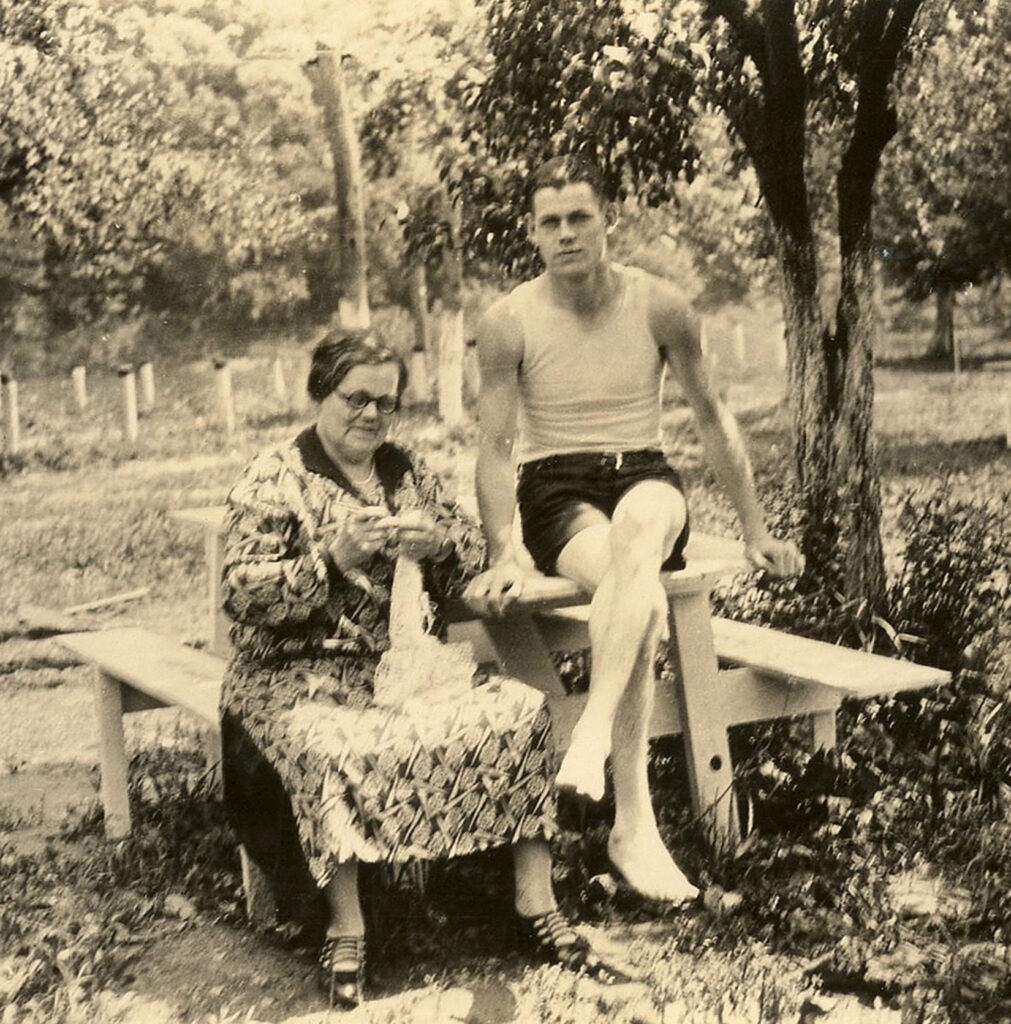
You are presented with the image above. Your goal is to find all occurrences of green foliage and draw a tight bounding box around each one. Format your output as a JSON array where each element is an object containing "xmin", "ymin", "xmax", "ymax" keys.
[
  {"xmin": 457, "ymin": 0, "xmax": 701, "ymax": 278},
  {"xmin": 706, "ymin": 476, "xmax": 1011, "ymax": 992},
  {"xmin": 0, "ymin": 0, "xmax": 334, "ymax": 351},
  {"xmin": 889, "ymin": 480, "xmax": 1009, "ymax": 674},
  {"xmin": 0, "ymin": 737, "xmax": 240, "ymax": 1020},
  {"xmin": 878, "ymin": 0, "xmax": 1011, "ymax": 303}
]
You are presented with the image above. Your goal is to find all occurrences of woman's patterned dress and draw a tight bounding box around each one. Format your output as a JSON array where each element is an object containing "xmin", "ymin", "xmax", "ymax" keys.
[{"xmin": 220, "ymin": 427, "xmax": 557, "ymax": 906}]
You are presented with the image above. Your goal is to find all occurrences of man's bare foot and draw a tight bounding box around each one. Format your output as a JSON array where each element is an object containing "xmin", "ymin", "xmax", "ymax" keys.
[
  {"xmin": 556, "ymin": 722, "xmax": 610, "ymax": 801},
  {"xmin": 607, "ymin": 830, "xmax": 698, "ymax": 904}
]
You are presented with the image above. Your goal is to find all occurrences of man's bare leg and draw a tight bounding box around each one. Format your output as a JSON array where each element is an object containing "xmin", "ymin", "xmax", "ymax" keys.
[
  {"xmin": 555, "ymin": 483, "xmax": 696, "ymax": 900},
  {"xmin": 553, "ymin": 525, "xmax": 625, "ymax": 800},
  {"xmin": 556, "ymin": 483, "xmax": 683, "ymax": 798},
  {"xmin": 607, "ymin": 588, "xmax": 697, "ymax": 902}
]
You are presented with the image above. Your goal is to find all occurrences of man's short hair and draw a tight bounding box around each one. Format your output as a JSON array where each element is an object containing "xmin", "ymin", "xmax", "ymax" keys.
[{"xmin": 524, "ymin": 155, "xmax": 609, "ymax": 213}]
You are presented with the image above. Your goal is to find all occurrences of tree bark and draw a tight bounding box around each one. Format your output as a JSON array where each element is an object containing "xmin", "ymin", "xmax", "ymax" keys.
[
  {"xmin": 930, "ymin": 284, "xmax": 955, "ymax": 361},
  {"xmin": 304, "ymin": 44, "xmax": 369, "ymax": 330},
  {"xmin": 724, "ymin": 0, "xmax": 894, "ymax": 615}
]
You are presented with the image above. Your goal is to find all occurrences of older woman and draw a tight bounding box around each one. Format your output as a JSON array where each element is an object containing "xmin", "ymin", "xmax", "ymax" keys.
[{"xmin": 220, "ymin": 330, "xmax": 631, "ymax": 1010}]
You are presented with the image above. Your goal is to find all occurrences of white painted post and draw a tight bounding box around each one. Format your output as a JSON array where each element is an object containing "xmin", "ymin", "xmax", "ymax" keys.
[
  {"xmin": 213, "ymin": 357, "xmax": 236, "ymax": 439},
  {"xmin": 138, "ymin": 361, "xmax": 155, "ymax": 413},
  {"xmin": 117, "ymin": 365, "xmax": 139, "ymax": 444},
  {"xmin": 1004, "ymin": 392, "xmax": 1011, "ymax": 450},
  {"xmin": 3, "ymin": 374, "xmax": 21, "ymax": 454},
  {"xmin": 733, "ymin": 322, "xmax": 746, "ymax": 369},
  {"xmin": 774, "ymin": 333, "xmax": 788, "ymax": 371},
  {"xmin": 463, "ymin": 337, "xmax": 480, "ymax": 401},
  {"xmin": 272, "ymin": 356, "xmax": 287, "ymax": 402},
  {"xmin": 1, "ymin": 373, "xmax": 21, "ymax": 454},
  {"xmin": 293, "ymin": 353, "xmax": 311, "ymax": 412},
  {"xmin": 699, "ymin": 317, "xmax": 709, "ymax": 359},
  {"xmin": 408, "ymin": 347, "xmax": 430, "ymax": 404},
  {"xmin": 437, "ymin": 308, "xmax": 465, "ymax": 426},
  {"xmin": 71, "ymin": 365, "xmax": 88, "ymax": 411}
]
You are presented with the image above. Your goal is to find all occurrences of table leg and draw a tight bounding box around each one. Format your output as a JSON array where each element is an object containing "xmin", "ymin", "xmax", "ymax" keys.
[
  {"xmin": 206, "ymin": 528, "xmax": 231, "ymax": 658},
  {"xmin": 811, "ymin": 710, "xmax": 838, "ymax": 751},
  {"xmin": 666, "ymin": 591, "xmax": 739, "ymax": 846},
  {"xmin": 94, "ymin": 670, "xmax": 132, "ymax": 839},
  {"xmin": 240, "ymin": 846, "xmax": 278, "ymax": 930},
  {"xmin": 203, "ymin": 727, "xmax": 223, "ymax": 791},
  {"xmin": 481, "ymin": 615, "xmax": 567, "ymax": 699}
]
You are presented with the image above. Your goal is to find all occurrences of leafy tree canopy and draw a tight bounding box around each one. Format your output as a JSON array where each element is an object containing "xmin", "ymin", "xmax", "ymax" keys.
[{"xmin": 877, "ymin": 0, "xmax": 1011, "ymax": 304}]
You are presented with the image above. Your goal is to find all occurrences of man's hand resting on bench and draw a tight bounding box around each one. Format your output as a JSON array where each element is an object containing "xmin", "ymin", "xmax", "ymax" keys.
[
  {"xmin": 464, "ymin": 559, "xmax": 526, "ymax": 617},
  {"xmin": 744, "ymin": 531, "xmax": 805, "ymax": 578}
]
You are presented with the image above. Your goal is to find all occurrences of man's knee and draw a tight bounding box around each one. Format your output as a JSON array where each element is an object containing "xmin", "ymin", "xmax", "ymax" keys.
[{"xmin": 610, "ymin": 492, "xmax": 686, "ymax": 569}]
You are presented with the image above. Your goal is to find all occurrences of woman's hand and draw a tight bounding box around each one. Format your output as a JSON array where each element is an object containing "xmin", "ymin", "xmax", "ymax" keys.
[
  {"xmin": 392, "ymin": 509, "xmax": 451, "ymax": 562},
  {"xmin": 325, "ymin": 507, "xmax": 400, "ymax": 572}
]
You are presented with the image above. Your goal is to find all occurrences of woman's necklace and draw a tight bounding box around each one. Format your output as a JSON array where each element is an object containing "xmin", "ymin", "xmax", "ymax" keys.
[
  {"xmin": 349, "ymin": 460, "xmax": 386, "ymax": 506},
  {"xmin": 352, "ymin": 461, "xmax": 376, "ymax": 488}
]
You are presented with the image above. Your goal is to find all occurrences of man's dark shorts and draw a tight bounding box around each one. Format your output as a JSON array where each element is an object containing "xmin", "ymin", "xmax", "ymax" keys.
[{"xmin": 516, "ymin": 449, "xmax": 690, "ymax": 576}]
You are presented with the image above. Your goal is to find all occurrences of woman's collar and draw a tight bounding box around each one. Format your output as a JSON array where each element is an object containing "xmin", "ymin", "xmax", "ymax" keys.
[{"xmin": 295, "ymin": 426, "xmax": 410, "ymax": 498}]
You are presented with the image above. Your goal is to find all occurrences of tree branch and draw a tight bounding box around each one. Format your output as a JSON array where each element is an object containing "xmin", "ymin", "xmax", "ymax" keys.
[
  {"xmin": 702, "ymin": 0, "xmax": 768, "ymax": 79},
  {"xmin": 881, "ymin": 0, "xmax": 926, "ymax": 68}
]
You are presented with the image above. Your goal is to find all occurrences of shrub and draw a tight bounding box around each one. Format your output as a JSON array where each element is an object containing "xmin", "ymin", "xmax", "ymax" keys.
[
  {"xmin": 888, "ymin": 482, "xmax": 1009, "ymax": 676},
  {"xmin": 708, "ymin": 477, "xmax": 1011, "ymax": 932},
  {"xmin": 711, "ymin": 481, "xmax": 896, "ymax": 652}
]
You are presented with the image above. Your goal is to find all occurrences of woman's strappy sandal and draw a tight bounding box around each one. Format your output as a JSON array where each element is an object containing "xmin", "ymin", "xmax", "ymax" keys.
[
  {"xmin": 318, "ymin": 934, "xmax": 366, "ymax": 1010},
  {"xmin": 518, "ymin": 909, "xmax": 638, "ymax": 986}
]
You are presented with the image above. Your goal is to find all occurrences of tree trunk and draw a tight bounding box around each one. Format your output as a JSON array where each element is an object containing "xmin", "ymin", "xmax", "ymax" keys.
[
  {"xmin": 777, "ymin": 225, "xmax": 886, "ymax": 614},
  {"xmin": 930, "ymin": 284, "xmax": 959, "ymax": 371},
  {"xmin": 406, "ymin": 263, "xmax": 432, "ymax": 403},
  {"xmin": 832, "ymin": 240, "xmax": 886, "ymax": 612},
  {"xmin": 304, "ymin": 44, "xmax": 369, "ymax": 330},
  {"xmin": 437, "ymin": 193, "xmax": 465, "ymax": 425}
]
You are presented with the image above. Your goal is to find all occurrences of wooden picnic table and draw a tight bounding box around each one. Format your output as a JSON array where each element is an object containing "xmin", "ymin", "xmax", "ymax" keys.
[
  {"xmin": 171, "ymin": 504, "xmax": 762, "ymax": 841},
  {"xmin": 60, "ymin": 502, "xmax": 951, "ymax": 871},
  {"xmin": 54, "ymin": 498, "xmax": 952, "ymax": 934}
]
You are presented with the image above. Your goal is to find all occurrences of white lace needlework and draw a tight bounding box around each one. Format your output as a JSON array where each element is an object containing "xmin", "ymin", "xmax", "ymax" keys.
[{"xmin": 371, "ymin": 555, "xmax": 475, "ymax": 706}]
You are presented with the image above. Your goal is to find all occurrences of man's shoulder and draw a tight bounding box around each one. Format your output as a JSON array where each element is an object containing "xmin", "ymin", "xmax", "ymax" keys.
[
  {"xmin": 617, "ymin": 264, "xmax": 687, "ymax": 309},
  {"xmin": 485, "ymin": 275, "xmax": 545, "ymax": 316},
  {"xmin": 624, "ymin": 268, "xmax": 694, "ymax": 344},
  {"xmin": 478, "ymin": 282, "xmax": 540, "ymax": 359}
]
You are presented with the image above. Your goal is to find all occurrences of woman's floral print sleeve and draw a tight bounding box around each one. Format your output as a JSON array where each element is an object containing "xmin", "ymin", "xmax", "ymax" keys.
[
  {"xmin": 410, "ymin": 454, "xmax": 487, "ymax": 601},
  {"xmin": 222, "ymin": 455, "xmax": 338, "ymax": 628}
]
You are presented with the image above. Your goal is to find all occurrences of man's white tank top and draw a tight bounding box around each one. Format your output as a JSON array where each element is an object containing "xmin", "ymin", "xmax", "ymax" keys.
[{"xmin": 509, "ymin": 264, "xmax": 665, "ymax": 463}]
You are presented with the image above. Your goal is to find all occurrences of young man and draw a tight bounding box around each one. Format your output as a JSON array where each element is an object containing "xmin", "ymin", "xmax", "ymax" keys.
[{"xmin": 464, "ymin": 155, "xmax": 804, "ymax": 903}]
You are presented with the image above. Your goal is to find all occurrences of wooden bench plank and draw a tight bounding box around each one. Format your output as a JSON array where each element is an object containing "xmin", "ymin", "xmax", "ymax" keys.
[
  {"xmin": 710, "ymin": 618, "xmax": 950, "ymax": 697},
  {"xmin": 61, "ymin": 628, "xmax": 223, "ymax": 727},
  {"xmin": 534, "ymin": 608, "xmax": 950, "ymax": 698}
]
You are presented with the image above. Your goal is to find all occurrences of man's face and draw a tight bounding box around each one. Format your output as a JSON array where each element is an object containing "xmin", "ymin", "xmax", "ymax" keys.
[{"xmin": 527, "ymin": 182, "xmax": 613, "ymax": 278}]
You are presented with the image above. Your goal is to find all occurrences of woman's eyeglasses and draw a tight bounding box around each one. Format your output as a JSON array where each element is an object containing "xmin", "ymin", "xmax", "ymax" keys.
[{"xmin": 337, "ymin": 390, "xmax": 400, "ymax": 415}]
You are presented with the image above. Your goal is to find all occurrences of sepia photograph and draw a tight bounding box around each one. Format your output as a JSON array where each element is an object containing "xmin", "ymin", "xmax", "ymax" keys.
[{"xmin": 0, "ymin": 0, "xmax": 1009, "ymax": 1020}]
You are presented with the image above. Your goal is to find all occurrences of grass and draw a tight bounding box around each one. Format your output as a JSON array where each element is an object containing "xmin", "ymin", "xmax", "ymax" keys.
[{"xmin": 1, "ymin": 323, "xmax": 1010, "ymax": 1022}]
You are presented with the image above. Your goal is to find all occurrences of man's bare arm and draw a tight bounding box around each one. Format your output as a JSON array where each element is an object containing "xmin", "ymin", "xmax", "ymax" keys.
[
  {"xmin": 650, "ymin": 280, "xmax": 804, "ymax": 576},
  {"xmin": 465, "ymin": 301, "xmax": 527, "ymax": 613}
]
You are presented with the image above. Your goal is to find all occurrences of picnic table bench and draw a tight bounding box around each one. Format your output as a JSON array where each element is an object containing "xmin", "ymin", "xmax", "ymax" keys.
[{"xmin": 60, "ymin": 503, "xmax": 950, "ymax": 922}]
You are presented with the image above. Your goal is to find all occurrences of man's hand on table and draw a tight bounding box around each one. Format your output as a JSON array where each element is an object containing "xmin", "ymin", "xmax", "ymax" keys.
[
  {"xmin": 464, "ymin": 559, "xmax": 526, "ymax": 617},
  {"xmin": 744, "ymin": 532, "xmax": 805, "ymax": 578}
]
